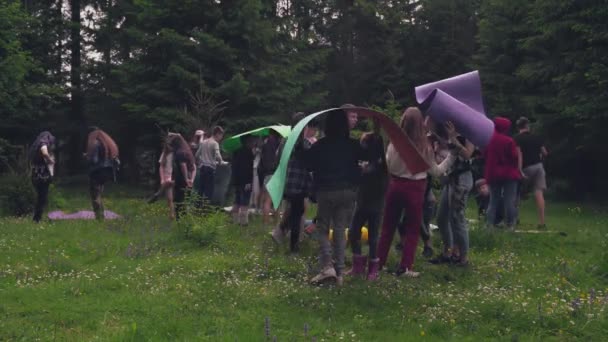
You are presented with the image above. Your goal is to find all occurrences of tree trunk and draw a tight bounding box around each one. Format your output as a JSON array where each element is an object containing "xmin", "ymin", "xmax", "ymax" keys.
[{"xmin": 68, "ymin": 0, "xmax": 85, "ymax": 174}]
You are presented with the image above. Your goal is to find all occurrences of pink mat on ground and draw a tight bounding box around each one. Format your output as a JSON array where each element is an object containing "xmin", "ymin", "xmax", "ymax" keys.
[{"xmin": 48, "ymin": 210, "xmax": 121, "ymax": 220}]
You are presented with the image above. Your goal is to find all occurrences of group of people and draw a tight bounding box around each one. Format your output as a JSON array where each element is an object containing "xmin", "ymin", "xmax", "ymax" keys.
[
  {"xmin": 257, "ymin": 106, "xmax": 548, "ymax": 285},
  {"xmin": 28, "ymin": 105, "xmax": 548, "ymax": 287}
]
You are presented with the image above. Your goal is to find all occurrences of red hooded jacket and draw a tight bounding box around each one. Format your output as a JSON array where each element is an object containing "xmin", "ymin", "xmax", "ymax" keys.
[{"xmin": 483, "ymin": 117, "xmax": 521, "ymax": 183}]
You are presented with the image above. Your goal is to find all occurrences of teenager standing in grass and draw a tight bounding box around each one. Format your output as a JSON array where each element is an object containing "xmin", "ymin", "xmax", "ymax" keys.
[
  {"xmin": 259, "ymin": 130, "xmax": 282, "ymax": 224},
  {"xmin": 231, "ymin": 135, "xmax": 256, "ymax": 226},
  {"xmin": 376, "ymin": 108, "xmax": 457, "ymax": 278},
  {"xmin": 271, "ymin": 113, "xmax": 314, "ymax": 253},
  {"xmin": 170, "ymin": 134, "xmax": 196, "ymax": 220},
  {"xmin": 305, "ymin": 109, "xmax": 365, "ymax": 286},
  {"xmin": 345, "ymin": 123, "xmax": 388, "ymax": 281},
  {"xmin": 515, "ymin": 117, "xmax": 549, "ymax": 228},
  {"xmin": 148, "ymin": 133, "xmax": 179, "ymax": 219},
  {"xmin": 483, "ymin": 117, "xmax": 521, "ymax": 230},
  {"xmin": 85, "ymin": 128, "xmax": 120, "ymax": 220},
  {"xmin": 430, "ymin": 135, "xmax": 475, "ymax": 266},
  {"xmin": 30, "ymin": 131, "xmax": 56, "ymax": 223},
  {"xmin": 196, "ymin": 126, "xmax": 227, "ymax": 203}
]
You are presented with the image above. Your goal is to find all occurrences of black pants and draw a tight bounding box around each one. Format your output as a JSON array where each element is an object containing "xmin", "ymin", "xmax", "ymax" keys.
[
  {"xmin": 33, "ymin": 181, "xmax": 50, "ymax": 222},
  {"xmin": 282, "ymin": 194, "xmax": 305, "ymax": 251},
  {"xmin": 90, "ymin": 168, "xmax": 113, "ymax": 220},
  {"xmin": 349, "ymin": 207, "xmax": 381, "ymax": 259}
]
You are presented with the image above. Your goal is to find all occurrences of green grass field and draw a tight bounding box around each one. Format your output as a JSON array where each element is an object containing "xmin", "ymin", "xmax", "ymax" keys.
[{"xmin": 1, "ymin": 185, "xmax": 607, "ymax": 341}]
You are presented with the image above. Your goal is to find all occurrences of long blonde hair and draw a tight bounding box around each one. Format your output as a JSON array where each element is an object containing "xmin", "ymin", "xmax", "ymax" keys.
[{"xmin": 399, "ymin": 107, "xmax": 429, "ymax": 155}]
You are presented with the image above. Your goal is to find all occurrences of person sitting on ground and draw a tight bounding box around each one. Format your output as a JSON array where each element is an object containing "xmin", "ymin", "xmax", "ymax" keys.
[
  {"xmin": 231, "ymin": 135, "xmax": 256, "ymax": 226},
  {"xmin": 514, "ymin": 116, "xmax": 549, "ymax": 228}
]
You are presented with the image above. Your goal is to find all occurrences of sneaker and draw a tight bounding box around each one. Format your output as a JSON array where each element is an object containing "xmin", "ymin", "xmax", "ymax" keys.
[
  {"xmin": 396, "ymin": 268, "xmax": 420, "ymax": 278},
  {"xmin": 336, "ymin": 275, "xmax": 344, "ymax": 287},
  {"xmin": 422, "ymin": 246, "xmax": 434, "ymax": 258},
  {"xmin": 310, "ymin": 266, "xmax": 337, "ymax": 284},
  {"xmin": 270, "ymin": 227, "xmax": 284, "ymax": 244}
]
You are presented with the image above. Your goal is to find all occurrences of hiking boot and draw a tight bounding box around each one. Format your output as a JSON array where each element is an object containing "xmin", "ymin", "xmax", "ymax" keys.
[
  {"xmin": 396, "ymin": 267, "xmax": 420, "ymax": 278},
  {"xmin": 310, "ymin": 266, "xmax": 337, "ymax": 284},
  {"xmin": 270, "ymin": 226, "xmax": 284, "ymax": 244},
  {"xmin": 422, "ymin": 246, "xmax": 434, "ymax": 258},
  {"xmin": 345, "ymin": 254, "xmax": 367, "ymax": 277},
  {"xmin": 366, "ymin": 258, "xmax": 380, "ymax": 281}
]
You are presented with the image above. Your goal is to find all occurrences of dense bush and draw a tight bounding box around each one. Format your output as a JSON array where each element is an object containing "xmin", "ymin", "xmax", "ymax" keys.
[
  {"xmin": 176, "ymin": 192, "xmax": 228, "ymax": 247},
  {"xmin": 0, "ymin": 172, "xmax": 35, "ymax": 217}
]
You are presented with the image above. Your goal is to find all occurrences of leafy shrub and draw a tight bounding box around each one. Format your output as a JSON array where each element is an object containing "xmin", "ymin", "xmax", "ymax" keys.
[
  {"xmin": 0, "ymin": 172, "xmax": 35, "ymax": 217},
  {"xmin": 188, "ymin": 212, "xmax": 227, "ymax": 247},
  {"xmin": 176, "ymin": 191, "xmax": 228, "ymax": 247}
]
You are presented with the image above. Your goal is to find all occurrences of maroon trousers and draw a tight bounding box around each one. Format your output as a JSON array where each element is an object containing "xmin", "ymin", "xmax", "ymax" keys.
[{"xmin": 377, "ymin": 177, "xmax": 427, "ymax": 271}]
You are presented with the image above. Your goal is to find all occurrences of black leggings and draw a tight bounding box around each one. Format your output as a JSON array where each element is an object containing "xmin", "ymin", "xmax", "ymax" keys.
[
  {"xmin": 349, "ymin": 207, "xmax": 381, "ymax": 259},
  {"xmin": 33, "ymin": 181, "xmax": 50, "ymax": 222},
  {"xmin": 284, "ymin": 195, "xmax": 305, "ymax": 251}
]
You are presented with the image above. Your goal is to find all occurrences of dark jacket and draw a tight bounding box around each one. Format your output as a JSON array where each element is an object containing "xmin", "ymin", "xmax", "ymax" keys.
[
  {"xmin": 303, "ymin": 136, "xmax": 365, "ymax": 192},
  {"xmin": 232, "ymin": 147, "xmax": 254, "ymax": 187}
]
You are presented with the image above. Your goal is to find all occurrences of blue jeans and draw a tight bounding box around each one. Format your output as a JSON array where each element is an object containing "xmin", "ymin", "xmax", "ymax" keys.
[
  {"xmin": 437, "ymin": 171, "xmax": 473, "ymax": 256},
  {"xmin": 487, "ymin": 180, "xmax": 518, "ymax": 228}
]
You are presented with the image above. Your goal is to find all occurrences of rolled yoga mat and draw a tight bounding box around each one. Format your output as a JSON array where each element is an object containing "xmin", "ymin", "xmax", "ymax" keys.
[{"xmin": 415, "ymin": 71, "xmax": 494, "ymax": 148}]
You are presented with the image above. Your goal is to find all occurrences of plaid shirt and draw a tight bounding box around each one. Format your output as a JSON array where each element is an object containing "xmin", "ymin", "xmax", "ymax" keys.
[{"xmin": 284, "ymin": 138, "xmax": 313, "ymax": 197}]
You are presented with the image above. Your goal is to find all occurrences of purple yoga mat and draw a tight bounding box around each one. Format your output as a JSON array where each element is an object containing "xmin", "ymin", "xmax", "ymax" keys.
[
  {"xmin": 415, "ymin": 71, "xmax": 494, "ymax": 148},
  {"xmin": 48, "ymin": 210, "xmax": 121, "ymax": 220}
]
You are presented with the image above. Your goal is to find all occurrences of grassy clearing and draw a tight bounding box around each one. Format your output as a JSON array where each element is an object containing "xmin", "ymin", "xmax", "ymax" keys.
[{"xmin": 1, "ymin": 185, "xmax": 608, "ymax": 341}]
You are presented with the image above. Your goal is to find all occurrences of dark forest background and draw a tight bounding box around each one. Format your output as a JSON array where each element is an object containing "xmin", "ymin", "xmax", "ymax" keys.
[{"xmin": 0, "ymin": 0, "xmax": 605, "ymax": 199}]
